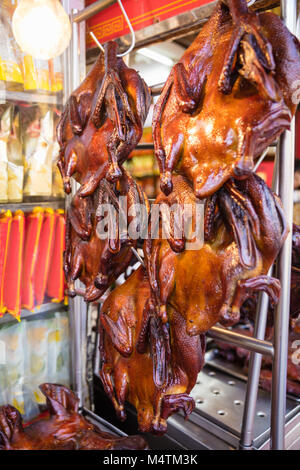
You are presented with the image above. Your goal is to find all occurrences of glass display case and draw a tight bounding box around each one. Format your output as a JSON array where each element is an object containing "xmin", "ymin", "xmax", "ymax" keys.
[{"xmin": 0, "ymin": 0, "xmax": 69, "ymax": 422}]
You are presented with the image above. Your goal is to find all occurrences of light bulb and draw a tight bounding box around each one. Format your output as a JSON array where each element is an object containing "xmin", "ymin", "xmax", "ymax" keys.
[{"xmin": 12, "ymin": 0, "xmax": 71, "ymax": 60}]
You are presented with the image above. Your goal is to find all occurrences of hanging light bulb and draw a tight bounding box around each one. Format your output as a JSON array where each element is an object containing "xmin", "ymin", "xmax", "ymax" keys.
[{"xmin": 12, "ymin": 0, "xmax": 71, "ymax": 60}]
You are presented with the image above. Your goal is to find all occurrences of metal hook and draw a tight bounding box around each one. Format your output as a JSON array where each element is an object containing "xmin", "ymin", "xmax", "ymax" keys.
[
  {"xmin": 89, "ymin": 0, "xmax": 135, "ymax": 58},
  {"xmin": 247, "ymin": 0, "xmax": 256, "ymax": 6}
]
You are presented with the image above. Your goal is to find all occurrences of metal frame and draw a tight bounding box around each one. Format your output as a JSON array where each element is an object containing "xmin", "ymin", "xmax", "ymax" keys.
[{"xmin": 65, "ymin": 0, "xmax": 299, "ymax": 450}]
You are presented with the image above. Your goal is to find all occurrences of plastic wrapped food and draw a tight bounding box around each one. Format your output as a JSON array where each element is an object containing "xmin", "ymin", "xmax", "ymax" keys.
[
  {"xmin": 0, "ymin": 210, "xmax": 12, "ymax": 317},
  {"xmin": 23, "ymin": 108, "xmax": 53, "ymax": 197},
  {"xmin": 34, "ymin": 208, "xmax": 55, "ymax": 307},
  {"xmin": 0, "ymin": 105, "xmax": 12, "ymax": 202},
  {"xmin": 3, "ymin": 210, "xmax": 25, "ymax": 320},
  {"xmin": 46, "ymin": 210, "xmax": 65, "ymax": 303},
  {"xmin": 49, "ymin": 57, "xmax": 63, "ymax": 93},
  {"xmin": 0, "ymin": 7, "xmax": 23, "ymax": 91},
  {"xmin": 0, "ymin": 322, "xmax": 26, "ymax": 415},
  {"xmin": 7, "ymin": 109, "xmax": 23, "ymax": 202},
  {"xmin": 23, "ymin": 55, "xmax": 50, "ymax": 92},
  {"xmin": 54, "ymin": 311, "xmax": 70, "ymax": 385},
  {"xmin": 23, "ymin": 319, "xmax": 48, "ymax": 420},
  {"xmin": 51, "ymin": 141, "xmax": 64, "ymax": 198},
  {"xmin": 21, "ymin": 208, "xmax": 44, "ymax": 311}
]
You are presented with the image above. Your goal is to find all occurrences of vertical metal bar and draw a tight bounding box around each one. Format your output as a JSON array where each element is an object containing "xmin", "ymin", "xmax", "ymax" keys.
[
  {"xmin": 62, "ymin": 0, "xmax": 86, "ymax": 407},
  {"xmin": 271, "ymin": 0, "xmax": 297, "ymax": 450},
  {"xmin": 239, "ymin": 151, "xmax": 279, "ymax": 450},
  {"xmin": 239, "ymin": 274, "xmax": 272, "ymax": 449}
]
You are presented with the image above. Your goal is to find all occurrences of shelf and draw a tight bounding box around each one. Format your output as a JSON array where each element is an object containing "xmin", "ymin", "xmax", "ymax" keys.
[
  {"xmin": 0, "ymin": 302, "xmax": 67, "ymax": 326},
  {"xmin": 0, "ymin": 199, "xmax": 65, "ymax": 213},
  {"xmin": 0, "ymin": 89, "xmax": 63, "ymax": 106}
]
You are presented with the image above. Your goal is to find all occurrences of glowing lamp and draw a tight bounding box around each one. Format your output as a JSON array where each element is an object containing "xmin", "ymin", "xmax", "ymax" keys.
[{"xmin": 12, "ymin": 0, "xmax": 71, "ymax": 60}]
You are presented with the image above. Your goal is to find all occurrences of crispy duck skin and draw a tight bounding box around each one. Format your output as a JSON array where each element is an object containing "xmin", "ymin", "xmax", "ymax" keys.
[
  {"xmin": 145, "ymin": 173, "xmax": 288, "ymax": 335},
  {"xmin": 239, "ymin": 224, "xmax": 300, "ymax": 326},
  {"xmin": 0, "ymin": 384, "xmax": 148, "ymax": 450},
  {"xmin": 153, "ymin": 0, "xmax": 300, "ymax": 198},
  {"xmin": 57, "ymin": 41, "xmax": 151, "ymax": 197},
  {"xmin": 99, "ymin": 266, "xmax": 205, "ymax": 435},
  {"xmin": 65, "ymin": 170, "xmax": 148, "ymax": 302}
]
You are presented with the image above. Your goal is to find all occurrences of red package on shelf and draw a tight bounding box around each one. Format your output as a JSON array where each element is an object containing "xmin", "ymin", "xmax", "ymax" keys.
[
  {"xmin": 21, "ymin": 207, "xmax": 44, "ymax": 311},
  {"xmin": 0, "ymin": 210, "xmax": 12, "ymax": 317},
  {"xmin": 3, "ymin": 210, "xmax": 25, "ymax": 320},
  {"xmin": 46, "ymin": 209, "xmax": 66, "ymax": 303},
  {"xmin": 34, "ymin": 208, "xmax": 55, "ymax": 307}
]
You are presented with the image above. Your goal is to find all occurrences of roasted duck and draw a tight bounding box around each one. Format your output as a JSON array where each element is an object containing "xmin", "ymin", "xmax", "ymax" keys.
[
  {"xmin": 65, "ymin": 170, "xmax": 148, "ymax": 302},
  {"xmin": 57, "ymin": 41, "xmax": 151, "ymax": 197},
  {"xmin": 153, "ymin": 0, "xmax": 300, "ymax": 198},
  {"xmin": 99, "ymin": 266, "xmax": 205, "ymax": 435},
  {"xmin": 0, "ymin": 384, "xmax": 148, "ymax": 450},
  {"xmin": 145, "ymin": 173, "xmax": 288, "ymax": 334}
]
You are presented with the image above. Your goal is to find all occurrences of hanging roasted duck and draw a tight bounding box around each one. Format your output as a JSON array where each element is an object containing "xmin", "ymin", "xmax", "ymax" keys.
[
  {"xmin": 145, "ymin": 173, "xmax": 288, "ymax": 334},
  {"xmin": 153, "ymin": 0, "xmax": 300, "ymax": 198},
  {"xmin": 0, "ymin": 383, "xmax": 148, "ymax": 450},
  {"xmin": 65, "ymin": 169, "xmax": 149, "ymax": 302},
  {"xmin": 58, "ymin": 40, "xmax": 151, "ymax": 301},
  {"xmin": 99, "ymin": 266, "xmax": 205, "ymax": 435},
  {"xmin": 57, "ymin": 41, "xmax": 151, "ymax": 196}
]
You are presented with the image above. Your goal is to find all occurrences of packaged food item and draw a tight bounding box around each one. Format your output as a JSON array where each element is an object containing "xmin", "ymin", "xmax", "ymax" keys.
[
  {"xmin": 0, "ymin": 105, "xmax": 12, "ymax": 202},
  {"xmin": 3, "ymin": 210, "xmax": 25, "ymax": 320},
  {"xmin": 0, "ymin": 6, "xmax": 24, "ymax": 91},
  {"xmin": 0, "ymin": 321, "xmax": 26, "ymax": 415},
  {"xmin": 51, "ymin": 140, "xmax": 64, "ymax": 198},
  {"xmin": 23, "ymin": 318, "xmax": 48, "ymax": 420},
  {"xmin": 49, "ymin": 57, "xmax": 63, "ymax": 93},
  {"xmin": 7, "ymin": 109, "xmax": 23, "ymax": 202},
  {"xmin": 54, "ymin": 311, "xmax": 70, "ymax": 385},
  {"xmin": 21, "ymin": 208, "xmax": 44, "ymax": 311},
  {"xmin": 23, "ymin": 108, "xmax": 53, "ymax": 197},
  {"xmin": 0, "ymin": 210, "xmax": 12, "ymax": 316},
  {"xmin": 46, "ymin": 210, "xmax": 66, "ymax": 303},
  {"xmin": 34, "ymin": 208, "xmax": 55, "ymax": 307}
]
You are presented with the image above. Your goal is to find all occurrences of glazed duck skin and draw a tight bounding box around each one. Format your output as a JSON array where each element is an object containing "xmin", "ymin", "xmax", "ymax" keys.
[
  {"xmin": 153, "ymin": 0, "xmax": 300, "ymax": 198},
  {"xmin": 145, "ymin": 174, "xmax": 288, "ymax": 334},
  {"xmin": 64, "ymin": 170, "xmax": 147, "ymax": 302},
  {"xmin": 57, "ymin": 41, "xmax": 151, "ymax": 196},
  {"xmin": 0, "ymin": 384, "xmax": 148, "ymax": 450},
  {"xmin": 100, "ymin": 266, "xmax": 205, "ymax": 435}
]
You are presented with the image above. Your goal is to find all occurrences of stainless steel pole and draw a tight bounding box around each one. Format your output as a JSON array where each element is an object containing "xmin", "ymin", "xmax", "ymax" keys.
[
  {"xmin": 239, "ymin": 284, "xmax": 272, "ymax": 449},
  {"xmin": 72, "ymin": 0, "xmax": 115, "ymax": 23},
  {"xmin": 65, "ymin": 2, "xmax": 87, "ymax": 407},
  {"xmin": 239, "ymin": 151, "xmax": 280, "ymax": 450},
  {"xmin": 271, "ymin": 0, "xmax": 297, "ymax": 450},
  {"xmin": 207, "ymin": 326, "xmax": 274, "ymax": 356}
]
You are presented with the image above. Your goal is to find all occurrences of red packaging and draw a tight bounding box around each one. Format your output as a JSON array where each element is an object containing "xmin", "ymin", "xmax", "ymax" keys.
[
  {"xmin": 21, "ymin": 207, "xmax": 44, "ymax": 311},
  {"xmin": 3, "ymin": 210, "xmax": 25, "ymax": 320},
  {"xmin": 0, "ymin": 210, "xmax": 12, "ymax": 316},
  {"xmin": 46, "ymin": 209, "xmax": 66, "ymax": 303},
  {"xmin": 34, "ymin": 208, "xmax": 56, "ymax": 307}
]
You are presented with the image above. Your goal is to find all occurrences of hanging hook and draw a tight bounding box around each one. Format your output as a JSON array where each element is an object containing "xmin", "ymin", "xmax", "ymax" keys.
[
  {"xmin": 90, "ymin": 31, "xmax": 104, "ymax": 53},
  {"xmin": 89, "ymin": 0, "xmax": 135, "ymax": 58},
  {"xmin": 116, "ymin": 0, "xmax": 135, "ymax": 57}
]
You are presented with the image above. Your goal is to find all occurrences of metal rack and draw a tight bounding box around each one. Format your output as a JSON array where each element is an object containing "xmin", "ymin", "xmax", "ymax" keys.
[{"xmin": 64, "ymin": 0, "xmax": 299, "ymax": 451}]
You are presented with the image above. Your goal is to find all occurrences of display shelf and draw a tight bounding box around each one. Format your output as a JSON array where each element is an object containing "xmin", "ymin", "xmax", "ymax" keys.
[
  {"xmin": 0, "ymin": 89, "xmax": 63, "ymax": 106},
  {"xmin": 0, "ymin": 199, "xmax": 65, "ymax": 213},
  {"xmin": 0, "ymin": 302, "xmax": 67, "ymax": 326}
]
